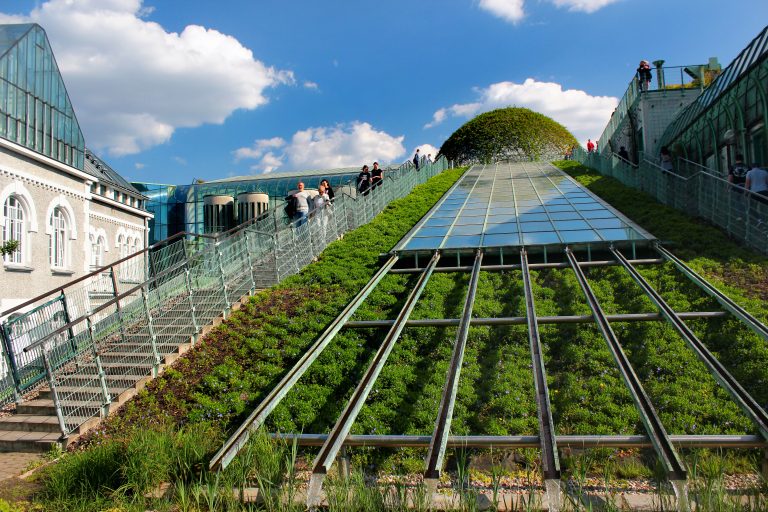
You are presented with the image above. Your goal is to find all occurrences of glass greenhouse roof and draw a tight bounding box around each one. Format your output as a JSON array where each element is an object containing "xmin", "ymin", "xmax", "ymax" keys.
[{"xmin": 396, "ymin": 162, "xmax": 654, "ymax": 252}]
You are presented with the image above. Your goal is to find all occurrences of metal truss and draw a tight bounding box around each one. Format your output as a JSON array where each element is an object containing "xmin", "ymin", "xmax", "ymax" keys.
[{"xmin": 213, "ymin": 243, "xmax": 768, "ymax": 511}]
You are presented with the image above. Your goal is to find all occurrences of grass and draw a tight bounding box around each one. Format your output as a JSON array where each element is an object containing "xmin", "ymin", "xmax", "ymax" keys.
[{"xmin": 19, "ymin": 161, "xmax": 768, "ymax": 510}]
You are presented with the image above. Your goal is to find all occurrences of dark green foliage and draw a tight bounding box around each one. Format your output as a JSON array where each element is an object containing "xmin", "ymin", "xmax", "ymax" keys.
[{"xmin": 438, "ymin": 107, "xmax": 577, "ymax": 164}]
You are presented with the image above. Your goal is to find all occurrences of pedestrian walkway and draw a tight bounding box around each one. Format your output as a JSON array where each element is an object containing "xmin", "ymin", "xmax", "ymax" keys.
[{"xmin": 0, "ymin": 452, "xmax": 42, "ymax": 480}]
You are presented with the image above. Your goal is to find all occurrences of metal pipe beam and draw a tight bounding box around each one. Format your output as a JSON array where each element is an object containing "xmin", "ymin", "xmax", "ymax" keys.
[
  {"xmin": 208, "ymin": 254, "xmax": 400, "ymax": 472},
  {"xmin": 345, "ymin": 311, "xmax": 727, "ymax": 329},
  {"xmin": 656, "ymin": 244, "xmax": 768, "ymax": 341},
  {"xmin": 566, "ymin": 248, "xmax": 687, "ymax": 482},
  {"xmin": 269, "ymin": 433, "xmax": 766, "ymax": 449},
  {"xmin": 390, "ymin": 258, "xmax": 664, "ymax": 274},
  {"xmin": 612, "ymin": 247, "xmax": 768, "ymax": 441},
  {"xmin": 424, "ymin": 250, "xmax": 483, "ymax": 483},
  {"xmin": 307, "ymin": 252, "xmax": 440, "ymax": 507},
  {"xmin": 520, "ymin": 249, "xmax": 561, "ymax": 482}
]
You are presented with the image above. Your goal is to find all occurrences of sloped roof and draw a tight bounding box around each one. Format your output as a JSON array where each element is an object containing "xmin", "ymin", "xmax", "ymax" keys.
[
  {"xmin": 0, "ymin": 24, "xmax": 34, "ymax": 59},
  {"xmin": 84, "ymin": 150, "xmax": 145, "ymax": 198}
]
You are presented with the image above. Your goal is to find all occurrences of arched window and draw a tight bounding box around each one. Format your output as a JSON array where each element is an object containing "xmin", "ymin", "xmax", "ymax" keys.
[
  {"xmin": 49, "ymin": 207, "xmax": 68, "ymax": 268},
  {"xmin": 119, "ymin": 234, "xmax": 130, "ymax": 260},
  {"xmin": 90, "ymin": 233, "xmax": 105, "ymax": 269},
  {"xmin": 3, "ymin": 196, "xmax": 24, "ymax": 264}
]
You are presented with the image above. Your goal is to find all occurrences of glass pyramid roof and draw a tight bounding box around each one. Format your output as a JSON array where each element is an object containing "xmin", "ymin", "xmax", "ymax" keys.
[{"xmin": 0, "ymin": 23, "xmax": 85, "ymax": 169}]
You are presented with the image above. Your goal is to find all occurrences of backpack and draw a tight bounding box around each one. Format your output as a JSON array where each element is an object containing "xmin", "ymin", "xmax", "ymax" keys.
[{"xmin": 284, "ymin": 195, "xmax": 297, "ymax": 218}]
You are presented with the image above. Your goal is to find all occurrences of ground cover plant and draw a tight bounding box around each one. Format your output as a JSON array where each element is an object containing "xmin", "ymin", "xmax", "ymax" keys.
[{"xmin": 20, "ymin": 160, "xmax": 768, "ymax": 510}]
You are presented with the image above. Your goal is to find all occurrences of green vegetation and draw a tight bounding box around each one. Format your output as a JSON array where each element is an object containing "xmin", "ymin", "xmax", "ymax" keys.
[
  {"xmin": 438, "ymin": 107, "xmax": 577, "ymax": 164},
  {"xmin": 20, "ymin": 160, "xmax": 768, "ymax": 510},
  {"xmin": 0, "ymin": 240, "xmax": 19, "ymax": 256}
]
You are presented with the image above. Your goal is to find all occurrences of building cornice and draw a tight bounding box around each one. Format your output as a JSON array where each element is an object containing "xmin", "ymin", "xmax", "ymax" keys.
[
  {"xmin": 0, "ymin": 136, "xmax": 95, "ymax": 183},
  {"xmin": 89, "ymin": 210, "xmax": 147, "ymax": 231},
  {"xmin": 91, "ymin": 195, "xmax": 153, "ymax": 219},
  {"xmin": 0, "ymin": 166, "xmax": 88, "ymax": 201}
]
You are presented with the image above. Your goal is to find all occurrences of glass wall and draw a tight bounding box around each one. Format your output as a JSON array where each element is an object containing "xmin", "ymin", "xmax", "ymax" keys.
[
  {"xmin": 0, "ymin": 24, "xmax": 85, "ymax": 169},
  {"xmin": 134, "ymin": 170, "xmax": 358, "ymax": 244}
]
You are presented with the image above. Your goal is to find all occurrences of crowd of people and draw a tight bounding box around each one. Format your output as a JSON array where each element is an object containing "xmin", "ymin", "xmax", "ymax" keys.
[{"xmin": 285, "ymin": 151, "xmax": 436, "ymax": 229}]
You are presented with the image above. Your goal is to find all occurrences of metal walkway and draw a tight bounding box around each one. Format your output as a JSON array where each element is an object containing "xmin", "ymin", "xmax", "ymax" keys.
[{"xmin": 211, "ymin": 162, "xmax": 768, "ymax": 512}]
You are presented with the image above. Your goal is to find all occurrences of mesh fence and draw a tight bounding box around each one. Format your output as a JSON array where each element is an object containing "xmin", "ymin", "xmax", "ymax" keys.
[
  {"xmin": 0, "ymin": 157, "xmax": 450, "ymax": 435},
  {"xmin": 576, "ymin": 149, "xmax": 768, "ymax": 254}
]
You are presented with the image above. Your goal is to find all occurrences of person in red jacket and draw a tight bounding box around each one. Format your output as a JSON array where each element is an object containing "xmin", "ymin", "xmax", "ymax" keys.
[{"xmin": 587, "ymin": 139, "xmax": 595, "ymax": 153}]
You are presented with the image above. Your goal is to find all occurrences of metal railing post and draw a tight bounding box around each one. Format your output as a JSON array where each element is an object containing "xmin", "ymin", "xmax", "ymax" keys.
[
  {"xmin": 141, "ymin": 287, "xmax": 162, "ymax": 377},
  {"xmin": 184, "ymin": 268, "xmax": 199, "ymax": 341},
  {"xmin": 216, "ymin": 244, "xmax": 230, "ymax": 314},
  {"xmin": 109, "ymin": 267, "xmax": 127, "ymax": 345},
  {"xmin": 243, "ymin": 231, "xmax": 257, "ymax": 294},
  {"xmin": 41, "ymin": 344, "xmax": 69, "ymax": 439},
  {"xmin": 59, "ymin": 291, "xmax": 77, "ymax": 355},
  {"xmin": 0, "ymin": 323, "xmax": 22, "ymax": 404},
  {"xmin": 86, "ymin": 316, "xmax": 112, "ymax": 417}
]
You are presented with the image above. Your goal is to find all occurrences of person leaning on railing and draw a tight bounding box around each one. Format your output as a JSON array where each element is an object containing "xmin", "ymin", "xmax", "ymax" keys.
[{"xmin": 745, "ymin": 164, "xmax": 768, "ymax": 200}]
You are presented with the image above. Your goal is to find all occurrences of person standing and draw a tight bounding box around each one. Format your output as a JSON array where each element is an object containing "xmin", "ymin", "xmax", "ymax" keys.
[
  {"xmin": 587, "ymin": 139, "xmax": 595, "ymax": 153},
  {"xmin": 371, "ymin": 162, "xmax": 384, "ymax": 189},
  {"xmin": 618, "ymin": 146, "xmax": 630, "ymax": 162},
  {"xmin": 314, "ymin": 183, "xmax": 330, "ymax": 239},
  {"xmin": 413, "ymin": 149, "xmax": 420, "ymax": 170},
  {"xmin": 426, "ymin": 154, "xmax": 433, "ymax": 164},
  {"xmin": 320, "ymin": 179, "xmax": 335, "ymax": 201},
  {"xmin": 637, "ymin": 60, "xmax": 652, "ymax": 92},
  {"xmin": 357, "ymin": 165, "xmax": 372, "ymax": 196},
  {"xmin": 660, "ymin": 147, "xmax": 674, "ymax": 175},
  {"xmin": 728, "ymin": 154, "xmax": 749, "ymax": 188},
  {"xmin": 292, "ymin": 181, "xmax": 312, "ymax": 227},
  {"xmin": 746, "ymin": 164, "xmax": 768, "ymax": 199}
]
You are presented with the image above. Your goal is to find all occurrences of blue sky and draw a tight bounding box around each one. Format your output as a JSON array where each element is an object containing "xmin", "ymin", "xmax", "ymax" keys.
[{"xmin": 1, "ymin": 0, "xmax": 766, "ymax": 184}]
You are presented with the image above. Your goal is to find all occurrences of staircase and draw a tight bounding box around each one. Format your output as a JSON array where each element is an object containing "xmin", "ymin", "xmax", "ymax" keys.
[
  {"xmin": 0, "ymin": 286, "xmax": 241, "ymax": 452},
  {"xmin": 0, "ymin": 157, "xmax": 452, "ymax": 453}
]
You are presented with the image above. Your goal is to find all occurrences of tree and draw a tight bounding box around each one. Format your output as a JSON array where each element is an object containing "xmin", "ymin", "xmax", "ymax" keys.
[{"xmin": 437, "ymin": 107, "xmax": 578, "ymax": 165}]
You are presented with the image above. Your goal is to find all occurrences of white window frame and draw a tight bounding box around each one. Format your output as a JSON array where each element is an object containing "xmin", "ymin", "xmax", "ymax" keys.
[
  {"xmin": 49, "ymin": 207, "xmax": 68, "ymax": 269},
  {"xmin": 3, "ymin": 196, "xmax": 25, "ymax": 265}
]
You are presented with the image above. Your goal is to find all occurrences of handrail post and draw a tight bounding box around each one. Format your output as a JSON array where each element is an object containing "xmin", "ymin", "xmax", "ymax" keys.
[
  {"xmin": 41, "ymin": 344, "xmax": 69, "ymax": 440},
  {"xmin": 243, "ymin": 231, "xmax": 257, "ymax": 295},
  {"xmin": 86, "ymin": 316, "xmax": 112, "ymax": 417},
  {"xmin": 184, "ymin": 268, "xmax": 199, "ymax": 342},
  {"xmin": 215, "ymin": 244, "xmax": 230, "ymax": 315},
  {"xmin": 141, "ymin": 287, "xmax": 162, "ymax": 377},
  {"xmin": 59, "ymin": 291, "xmax": 77, "ymax": 355},
  {"xmin": 109, "ymin": 267, "xmax": 127, "ymax": 345},
  {"xmin": 0, "ymin": 323, "xmax": 22, "ymax": 404}
]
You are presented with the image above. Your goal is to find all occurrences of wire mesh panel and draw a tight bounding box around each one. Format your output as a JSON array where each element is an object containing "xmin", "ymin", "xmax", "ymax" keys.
[
  {"xmin": 578, "ymin": 150, "xmax": 768, "ymax": 255},
  {"xmin": 0, "ymin": 157, "xmax": 450, "ymax": 425},
  {"xmin": 2, "ymin": 296, "xmax": 72, "ymax": 399}
]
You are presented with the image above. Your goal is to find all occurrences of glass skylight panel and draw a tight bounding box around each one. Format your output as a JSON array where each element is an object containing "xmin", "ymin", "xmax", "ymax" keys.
[{"xmin": 395, "ymin": 162, "xmax": 653, "ymax": 252}]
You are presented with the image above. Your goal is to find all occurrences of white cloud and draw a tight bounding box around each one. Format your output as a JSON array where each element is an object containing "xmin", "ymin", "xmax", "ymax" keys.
[
  {"xmin": 478, "ymin": 0, "xmax": 525, "ymax": 23},
  {"xmin": 478, "ymin": 0, "xmax": 618, "ymax": 23},
  {"xmin": 233, "ymin": 137, "xmax": 287, "ymax": 161},
  {"xmin": 549, "ymin": 0, "xmax": 620, "ymax": 13},
  {"xmin": 303, "ymin": 81, "xmax": 319, "ymax": 90},
  {"xmin": 235, "ymin": 122, "xmax": 406, "ymax": 173},
  {"xmin": 425, "ymin": 78, "xmax": 617, "ymax": 144},
  {"xmin": 134, "ymin": 162, "xmax": 145, "ymax": 170},
  {"xmin": 173, "ymin": 156, "xmax": 188, "ymax": 166},
  {"xmin": 0, "ymin": 0, "xmax": 293, "ymax": 156},
  {"xmin": 413, "ymin": 144, "xmax": 439, "ymax": 160}
]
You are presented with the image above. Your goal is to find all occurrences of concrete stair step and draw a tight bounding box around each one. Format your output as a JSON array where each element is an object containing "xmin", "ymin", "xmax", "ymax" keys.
[
  {"xmin": 0, "ymin": 430, "xmax": 65, "ymax": 453},
  {"xmin": 17, "ymin": 398, "xmax": 102, "ymax": 417},
  {"xmin": 0, "ymin": 415, "xmax": 62, "ymax": 433},
  {"xmin": 38, "ymin": 386, "xmax": 126, "ymax": 401}
]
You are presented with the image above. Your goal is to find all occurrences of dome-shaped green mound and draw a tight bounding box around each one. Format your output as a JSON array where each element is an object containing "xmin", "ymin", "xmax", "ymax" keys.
[{"xmin": 438, "ymin": 107, "xmax": 577, "ymax": 165}]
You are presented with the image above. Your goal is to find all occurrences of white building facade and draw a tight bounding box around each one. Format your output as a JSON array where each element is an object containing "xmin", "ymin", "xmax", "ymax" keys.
[{"xmin": 0, "ymin": 24, "xmax": 151, "ymax": 315}]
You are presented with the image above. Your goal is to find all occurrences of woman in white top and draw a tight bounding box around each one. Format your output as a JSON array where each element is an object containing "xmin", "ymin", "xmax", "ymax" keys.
[{"xmin": 314, "ymin": 183, "xmax": 331, "ymax": 239}]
